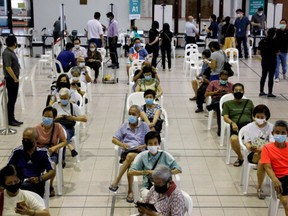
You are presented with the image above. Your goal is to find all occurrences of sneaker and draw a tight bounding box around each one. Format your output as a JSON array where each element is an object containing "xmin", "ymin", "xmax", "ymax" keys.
[
  {"xmin": 275, "ymin": 78, "xmax": 280, "ymax": 83},
  {"xmin": 259, "ymin": 92, "xmax": 267, "ymax": 97},
  {"xmin": 195, "ymin": 108, "xmax": 204, "ymax": 113},
  {"xmin": 267, "ymin": 94, "xmax": 276, "ymax": 98},
  {"xmin": 283, "ymin": 74, "xmax": 287, "ymax": 80}
]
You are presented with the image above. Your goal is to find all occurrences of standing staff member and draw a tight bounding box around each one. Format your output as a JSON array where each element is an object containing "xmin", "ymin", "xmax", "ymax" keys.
[
  {"xmin": 106, "ymin": 12, "xmax": 119, "ymax": 69},
  {"xmin": 185, "ymin": 16, "xmax": 198, "ymax": 44},
  {"xmin": 3, "ymin": 35, "xmax": 23, "ymax": 127}
]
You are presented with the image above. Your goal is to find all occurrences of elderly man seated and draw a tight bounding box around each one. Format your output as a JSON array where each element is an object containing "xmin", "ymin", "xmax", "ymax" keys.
[
  {"xmin": 69, "ymin": 66, "xmax": 87, "ymax": 98},
  {"xmin": 128, "ymin": 131, "xmax": 182, "ymax": 198},
  {"xmin": 109, "ymin": 105, "xmax": 150, "ymax": 203},
  {"xmin": 0, "ymin": 165, "xmax": 51, "ymax": 216},
  {"xmin": 74, "ymin": 58, "xmax": 92, "ymax": 84},
  {"xmin": 72, "ymin": 37, "xmax": 87, "ymax": 61},
  {"xmin": 135, "ymin": 165, "xmax": 185, "ymax": 216},
  {"xmin": 7, "ymin": 127, "xmax": 55, "ymax": 198}
]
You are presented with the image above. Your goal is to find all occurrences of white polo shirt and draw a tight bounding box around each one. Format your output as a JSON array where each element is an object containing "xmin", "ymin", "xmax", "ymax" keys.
[{"xmin": 86, "ymin": 19, "xmax": 103, "ymax": 40}]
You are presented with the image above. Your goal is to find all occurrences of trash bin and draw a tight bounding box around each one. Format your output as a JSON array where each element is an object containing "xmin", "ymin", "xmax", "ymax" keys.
[{"xmin": 31, "ymin": 41, "xmax": 44, "ymax": 58}]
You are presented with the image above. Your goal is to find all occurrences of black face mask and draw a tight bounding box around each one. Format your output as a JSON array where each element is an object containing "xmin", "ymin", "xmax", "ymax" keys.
[
  {"xmin": 58, "ymin": 82, "xmax": 70, "ymax": 90},
  {"xmin": 5, "ymin": 181, "xmax": 22, "ymax": 194},
  {"xmin": 233, "ymin": 92, "xmax": 243, "ymax": 100},
  {"xmin": 154, "ymin": 183, "xmax": 168, "ymax": 194},
  {"xmin": 22, "ymin": 139, "xmax": 34, "ymax": 151}
]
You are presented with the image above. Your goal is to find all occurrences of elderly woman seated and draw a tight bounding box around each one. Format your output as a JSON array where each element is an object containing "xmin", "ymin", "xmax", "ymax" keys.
[
  {"xmin": 133, "ymin": 61, "xmax": 160, "ymax": 84},
  {"xmin": 140, "ymin": 89, "xmax": 162, "ymax": 133},
  {"xmin": 243, "ymin": 104, "xmax": 273, "ymax": 199},
  {"xmin": 67, "ymin": 57, "xmax": 92, "ymax": 84},
  {"xmin": 85, "ymin": 42, "xmax": 102, "ymax": 83},
  {"xmin": 69, "ymin": 66, "xmax": 87, "ymax": 97},
  {"xmin": 135, "ymin": 66, "xmax": 163, "ymax": 100},
  {"xmin": 135, "ymin": 165, "xmax": 185, "ymax": 216}
]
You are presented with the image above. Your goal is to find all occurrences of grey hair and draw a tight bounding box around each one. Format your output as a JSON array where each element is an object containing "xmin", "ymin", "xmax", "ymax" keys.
[
  {"xmin": 71, "ymin": 66, "xmax": 81, "ymax": 75},
  {"xmin": 129, "ymin": 105, "xmax": 141, "ymax": 113},
  {"xmin": 23, "ymin": 127, "xmax": 38, "ymax": 140},
  {"xmin": 152, "ymin": 165, "xmax": 172, "ymax": 183},
  {"xmin": 274, "ymin": 120, "xmax": 288, "ymax": 131},
  {"xmin": 59, "ymin": 87, "xmax": 70, "ymax": 96}
]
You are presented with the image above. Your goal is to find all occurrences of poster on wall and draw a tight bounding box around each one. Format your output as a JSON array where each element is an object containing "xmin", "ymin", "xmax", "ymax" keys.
[
  {"xmin": 129, "ymin": 0, "xmax": 141, "ymax": 20},
  {"xmin": 249, "ymin": 0, "xmax": 264, "ymax": 15}
]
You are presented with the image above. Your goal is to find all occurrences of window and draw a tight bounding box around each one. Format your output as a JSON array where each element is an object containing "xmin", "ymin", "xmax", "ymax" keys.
[
  {"xmin": 186, "ymin": 0, "xmax": 213, "ymax": 20},
  {"xmin": 154, "ymin": 0, "xmax": 181, "ymax": 18}
]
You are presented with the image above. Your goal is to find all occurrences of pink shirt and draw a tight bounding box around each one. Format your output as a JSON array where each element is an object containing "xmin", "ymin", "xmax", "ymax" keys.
[
  {"xmin": 206, "ymin": 80, "xmax": 233, "ymax": 100},
  {"xmin": 35, "ymin": 123, "xmax": 66, "ymax": 148}
]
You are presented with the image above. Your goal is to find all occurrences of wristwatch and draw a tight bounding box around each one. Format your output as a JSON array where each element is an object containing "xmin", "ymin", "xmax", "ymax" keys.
[{"xmin": 38, "ymin": 175, "xmax": 44, "ymax": 182}]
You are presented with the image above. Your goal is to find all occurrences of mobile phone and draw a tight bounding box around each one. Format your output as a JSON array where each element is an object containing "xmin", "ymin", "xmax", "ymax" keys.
[
  {"xmin": 135, "ymin": 202, "xmax": 157, "ymax": 212},
  {"xmin": 16, "ymin": 201, "xmax": 25, "ymax": 209}
]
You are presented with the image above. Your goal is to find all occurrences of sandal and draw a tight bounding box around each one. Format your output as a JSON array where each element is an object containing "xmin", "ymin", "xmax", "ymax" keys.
[
  {"xmin": 126, "ymin": 193, "xmax": 134, "ymax": 203},
  {"xmin": 233, "ymin": 159, "xmax": 244, "ymax": 167},
  {"xmin": 71, "ymin": 149, "xmax": 78, "ymax": 157},
  {"xmin": 257, "ymin": 189, "xmax": 266, "ymax": 200},
  {"xmin": 109, "ymin": 184, "xmax": 119, "ymax": 192}
]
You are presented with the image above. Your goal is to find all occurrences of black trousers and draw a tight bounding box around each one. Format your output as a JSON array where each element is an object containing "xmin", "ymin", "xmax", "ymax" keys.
[
  {"xmin": 5, "ymin": 77, "xmax": 19, "ymax": 123},
  {"xmin": 186, "ymin": 36, "xmax": 196, "ymax": 44},
  {"xmin": 86, "ymin": 61, "xmax": 101, "ymax": 79},
  {"xmin": 236, "ymin": 36, "xmax": 248, "ymax": 58},
  {"xmin": 151, "ymin": 45, "xmax": 159, "ymax": 67},
  {"xmin": 260, "ymin": 60, "xmax": 276, "ymax": 94},
  {"xmin": 161, "ymin": 45, "xmax": 171, "ymax": 69},
  {"xmin": 21, "ymin": 180, "xmax": 45, "ymax": 198},
  {"xmin": 108, "ymin": 37, "xmax": 118, "ymax": 65},
  {"xmin": 196, "ymin": 84, "xmax": 208, "ymax": 109}
]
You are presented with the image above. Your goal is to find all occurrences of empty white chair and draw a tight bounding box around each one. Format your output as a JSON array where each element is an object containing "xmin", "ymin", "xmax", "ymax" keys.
[
  {"xmin": 207, "ymin": 96, "xmax": 214, "ymax": 130},
  {"xmin": 71, "ymin": 122, "xmax": 81, "ymax": 163},
  {"xmin": 160, "ymin": 108, "xmax": 169, "ymax": 151},
  {"xmin": 247, "ymin": 37, "xmax": 254, "ymax": 59},
  {"xmin": 97, "ymin": 47, "xmax": 106, "ymax": 80},
  {"xmin": 126, "ymin": 92, "xmax": 145, "ymax": 113},
  {"xmin": 29, "ymin": 62, "xmax": 39, "ymax": 96},
  {"xmin": 224, "ymin": 48, "xmax": 240, "ymax": 76},
  {"xmin": 18, "ymin": 75, "xmax": 26, "ymax": 110},
  {"xmin": 268, "ymin": 180, "xmax": 280, "ymax": 216},
  {"xmin": 189, "ymin": 52, "xmax": 203, "ymax": 80},
  {"xmin": 182, "ymin": 190, "xmax": 193, "ymax": 216},
  {"xmin": 171, "ymin": 37, "xmax": 177, "ymax": 60},
  {"xmin": 118, "ymin": 33, "xmax": 126, "ymax": 57},
  {"xmin": 183, "ymin": 44, "xmax": 199, "ymax": 76},
  {"xmin": 0, "ymin": 36, "xmax": 6, "ymax": 56}
]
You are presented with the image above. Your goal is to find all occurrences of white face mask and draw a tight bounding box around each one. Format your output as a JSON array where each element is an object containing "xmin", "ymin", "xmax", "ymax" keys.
[
  {"xmin": 74, "ymin": 44, "xmax": 80, "ymax": 49},
  {"xmin": 147, "ymin": 146, "xmax": 159, "ymax": 154},
  {"xmin": 71, "ymin": 77, "xmax": 79, "ymax": 82},
  {"xmin": 258, "ymin": 12, "xmax": 263, "ymax": 16},
  {"xmin": 90, "ymin": 48, "xmax": 95, "ymax": 52},
  {"xmin": 79, "ymin": 62, "xmax": 85, "ymax": 68},
  {"xmin": 255, "ymin": 118, "xmax": 266, "ymax": 126}
]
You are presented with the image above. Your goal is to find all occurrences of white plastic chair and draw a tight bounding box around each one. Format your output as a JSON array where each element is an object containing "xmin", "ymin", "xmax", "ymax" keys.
[
  {"xmin": 247, "ymin": 37, "xmax": 254, "ymax": 59},
  {"xmin": 182, "ymin": 190, "xmax": 193, "ymax": 216},
  {"xmin": 207, "ymin": 96, "xmax": 214, "ymax": 130},
  {"xmin": 18, "ymin": 75, "xmax": 26, "ymax": 110},
  {"xmin": 160, "ymin": 108, "xmax": 169, "ymax": 151},
  {"xmin": 183, "ymin": 44, "xmax": 199, "ymax": 76},
  {"xmin": 71, "ymin": 122, "xmax": 81, "ymax": 163},
  {"xmin": 50, "ymin": 59, "xmax": 64, "ymax": 78},
  {"xmin": 43, "ymin": 180, "xmax": 50, "ymax": 208},
  {"xmin": 23, "ymin": 190, "xmax": 46, "ymax": 209},
  {"xmin": 39, "ymin": 51, "xmax": 53, "ymax": 74},
  {"xmin": 224, "ymin": 48, "xmax": 240, "ymax": 76},
  {"xmin": 29, "ymin": 62, "xmax": 39, "ymax": 96},
  {"xmin": 188, "ymin": 52, "xmax": 203, "ymax": 80},
  {"xmin": 118, "ymin": 33, "xmax": 126, "ymax": 57},
  {"xmin": 268, "ymin": 180, "xmax": 280, "ymax": 216},
  {"xmin": 56, "ymin": 147, "xmax": 64, "ymax": 195},
  {"xmin": 171, "ymin": 37, "xmax": 177, "ymax": 60},
  {"xmin": 0, "ymin": 36, "xmax": 6, "ymax": 56},
  {"xmin": 97, "ymin": 47, "xmax": 106, "ymax": 80},
  {"xmin": 126, "ymin": 92, "xmax": 145, "ymax": 113}
]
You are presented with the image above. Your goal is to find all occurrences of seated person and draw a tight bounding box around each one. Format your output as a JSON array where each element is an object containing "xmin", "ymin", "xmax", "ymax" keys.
[
  {"xmin": 135, "ymin": 66, "xmax": 163, "ymax": 100},
  {"xmin": 7, "ymin": 127, "xmax": 55, "ymax": 198},
  {"xmin": 126, "ymin": 38, "xmax": 148, "ymax": 81},
  {"xmin": 133, "ymin": 61, "xmax": 160, "ymax": 83},
  {"xmin": 204, "ymin": 70, "xmax": 233, "ymax": 136},
  {"xmin": 261, "ymin": 120, "xmax": 288, "ymax": 216},
  {"xmin": 223, "ymin": 83, "xmax": 254, "ymax": 167},
  {"xmin": 56, "ymin": 42, "xmax": 76, "ymax": 73},
  {"xmin": 129, "ymin": 131, "xmax": 182, "ymax": 198},
  {"xmin": 85, "ymin": 42, "xmax": 102, "ymax": 83},
  {"xmin": 140, "ymin": 89, "xmax": 162, "ymax": 133},
  {"xmin": 0, "ymin": 165, "xmax": 50, "ymax": 216},
  {"xmin": 72, "ymin": 37, "xmax": 87, "ymax": 61},
  {"xmin": 52, "ymin": 88, "xmax": 87, "ymax": 165},
  {"xmin": 243, "ymin": 104, "xmax": 273, "ymax": 199},
  {"xmin": 189, "ymin": 49, "xmax": 211, "ymax": 101},
  {"xmin": 135, "ymin": 165, "xmax": 185, "ymax": 216},
  {"xmin": 109, "ymin": 105, "xmax": 150, "ymax": 203},
  {"xmin": 75, "ymin": 57, "xmax": 92, "ymax": 84},
  {"xmin": 69, "ymin": 67, "xmax": 87, "ymax": 97}
]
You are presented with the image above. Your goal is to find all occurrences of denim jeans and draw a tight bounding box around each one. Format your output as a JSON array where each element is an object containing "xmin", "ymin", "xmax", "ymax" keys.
[{"xmin": 275, "ymin": 52, "xmax": 287, "ymax": 79}]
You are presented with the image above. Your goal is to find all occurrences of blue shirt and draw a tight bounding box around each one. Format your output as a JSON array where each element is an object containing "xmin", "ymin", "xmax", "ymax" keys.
[
  {"xmin": 128, "ymin": 47, "xmax": 148, "ymax": 61},
  {"xmin": 56, "ymin": 50, "xmax": 76, "ymax": 71},
  {"xmin": 113, "ymin": 121, "xmax": 150, "ymax": 149},
  {"xmin": 8, "ymin": 146, "xmax": 54, "ymax": 179},
  {"xmin": 234, "ymin": 16, "xmax": 250, "ymax": 37},
  {"xmin": 130, "ymin": 150, "xmax": 182, "ymax": 188},
  {"xmin": 208, "ymin": 21, "xmax": 218, "ymax": 39}
]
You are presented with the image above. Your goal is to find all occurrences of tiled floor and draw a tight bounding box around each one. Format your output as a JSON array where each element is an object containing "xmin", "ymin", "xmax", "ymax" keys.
[{"xmin": 0, "ymin": 49, "xmax": 287, "ymax": 216}]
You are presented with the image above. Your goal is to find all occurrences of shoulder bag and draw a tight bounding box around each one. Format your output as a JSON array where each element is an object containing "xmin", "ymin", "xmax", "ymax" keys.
[{"xmin": 147, "ymin": 152, "xmax": 163, "ymax": 189}]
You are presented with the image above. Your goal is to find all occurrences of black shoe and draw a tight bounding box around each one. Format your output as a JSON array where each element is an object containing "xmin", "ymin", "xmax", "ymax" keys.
[
  {"xmin": 267, "ymin": 94, "xmax": 276, "ymax": 98},
  {"xmin": 71, "ymin": 149, "xmax": 78, "ymax": 157},
  {"xmin": 259, "ymin": 92, "xmax": 267, "ymax": 97},
  {"xmin": 107, "ymin": 64, "xmax": 113, "ymax": 68},
  {"xmin": 62, "ymin": 161, "xmax": 66, "ymax": 168},
  {"xmin": 14, "ymin": 119, "xmax": 23, "ymax": 124},
  {"xmin": 195, "ymin": 108, "xmax": 204, "ymax": 113},
  {"xmin": 9, "ymin": 121, "xmax": 21, "ymax": 127},
  {"xmin": 112, "ymin": 64, "xmax": 119, "ymax": 69}
]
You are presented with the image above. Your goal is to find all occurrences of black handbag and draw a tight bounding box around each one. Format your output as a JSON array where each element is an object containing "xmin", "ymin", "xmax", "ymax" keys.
[
  {"xmin": 145, "ymin": 43, "xmax": 152, "ymax": 54},
  {"xmin": 222, "ymin": 51, "xmax": 234, "ymax": 77},
  {"xmin": 54, "ymin": 103, "xmax": 76, "ymax": 129}
]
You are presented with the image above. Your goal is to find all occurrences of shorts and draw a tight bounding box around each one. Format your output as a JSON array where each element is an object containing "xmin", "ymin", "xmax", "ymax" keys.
[
  {"xmin": 278, "ymin": 176, "xmax": 288, "ymax": 196},
  {"xmin": 50, "ymin": 152, "xmax": 59, "ymax": 164},
  {"xmin": 230, "ymin": 122, "xmax": 250, "ymax": 136},
  {"xmin": 247, "ymin": 152, "xmax": 258, "ymax": 164}
]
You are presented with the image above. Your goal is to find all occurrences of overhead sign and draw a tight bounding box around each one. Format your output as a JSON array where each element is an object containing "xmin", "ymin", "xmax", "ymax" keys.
[
  {"xmin": 249, "ymin": 0, "xmax": 265, "ymax": 15},
  {"xmin": 129, "ymin": 0, "xmax": 141, "ymax": 20}
]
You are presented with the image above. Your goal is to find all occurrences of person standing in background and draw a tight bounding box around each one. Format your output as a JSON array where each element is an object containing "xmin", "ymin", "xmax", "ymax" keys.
[
  {"xmin": 3, "ymin": 35, "xmax": 23, "ymax": 127},
  {"xmin": 86, "ymin": 12, "xmax": 104, "ymax": 48},
  {"xmin": 185, "ymin": 16, "xmax": 198, "ymax": 44},
  {"xmin": 205, "ymin": 14, "xmax": 219, "ymax": 47},
  {"xmin": 222, "ymin": 16, "xmax": 235, "ymax": 50},
  {"xmin": 53, "ymin": 16, "xmax": 67, "ymax": 43},
  {"xmin": 148, "ymin": 21, "xmax": 160, "ymax": 67},
  {"xmin": 234, "ymin": 9, "xmax": 250, "ymax": 59},
  {"xmin": 251, "ymin": 7, "xmax": 267, "ymax": 36},
  {"xmin": 160, "ymin": 23, "xmax": 173, "ymax": 71},
  {"xmin": 106, "ymin": 12, "xmax": 119, "ymax": 69}
]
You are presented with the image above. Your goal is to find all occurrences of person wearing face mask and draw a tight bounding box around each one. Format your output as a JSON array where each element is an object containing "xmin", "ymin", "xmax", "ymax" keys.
[
  {"xmin": 261, "ymin": 120, "xmax": 288, "ymax": 216},
  {"xmin": 223, "ymin": 83, "xmax": 254, "ymax": 167},
  {"xmin": 3, "ymin": 35, "xmax": 23, "ymax": 127},
  {"xmin": 86, "ymin": 12, "xmax": 104, "ymax": 48},
  {"xmin": 205, "ymin": 14, "xmax": 219, "ymax": 48},
  {"xmin": 0, "ymin": 165, "xmax": 51, "ymax": 216},
  {"xmin": 185, "ymin": 15, "xmax": 198, "ymax": 45},
  {"xmin": 71, "ymin": 58, "xmax": 92, "ymax": 84},
  {"xmin": 129, "ymin": 131, "xmax": 182, "ymax": 199},
  {"xmin": 72, "ymin": 38, "xmax": 87, "ymax": 61},
  {"xmin": 85, "ymin": 42, "xmax": 102, "ymax": 83},
  {"xmin": 275, "ymin": 19, "xmax": 288, "ymax": 82},
  {"xmin": 234, "ymin": 9, "xmax": 250, "ymax": 59},
  {"xmin": 56, "ymin": 42, "xmax": 76, "ymax": 73},
  {"xmin": 7, "ymin": 127, "xmax": 55, "ymax": 198},
  {"xmin": 69, "ymin": 67, "xmax": 87, "ymax": 97},
  {"xmin": 135, "ymin": 165, "xmax": 185, "ymax": 215},
  {"xmin": 243, "ymin": 105, "xmax": 273, "ymax": 199},
  {"xmin": 148, "ymin": 21, "xmax": 160, "ymax": 67},
  {"xmin": 258, "ymin": 28, "xmax": 278, "ymax": 97},
  {"xmin": 160, "ymin": 23, "xmax": 173, "ymax": 71},
  {"xmin": 109, "ymin": 105, "xmax": 150, "ymax": 203},
  {"xmin": 135, "ymin": 66, "xmax": 163, "ymax": 100},
  {"xmin": 251, "ymin": 7, "xmax": 267, "ymax": 36},
  {"xmin": 34, "ymin": 106, "xmax": 68, "ymax": 197},
  {"xmin": 106, "ymin": 12, "xmax": 119, "ymax": 68}
]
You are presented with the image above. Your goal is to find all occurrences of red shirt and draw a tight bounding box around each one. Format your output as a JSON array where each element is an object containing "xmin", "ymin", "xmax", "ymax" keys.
[
  {"xmin": 206, "ymin": 80, "xmax": 233, "ymax": 100},
  {"xmin": 261, "ymin": 142, "xmax": 288, "ymax": 178}
]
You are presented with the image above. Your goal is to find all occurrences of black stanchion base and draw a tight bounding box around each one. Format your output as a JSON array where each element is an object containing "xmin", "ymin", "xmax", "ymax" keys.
[{"xmin": 0, "ymin": 128, "xmax": 17, "ymax": 135}]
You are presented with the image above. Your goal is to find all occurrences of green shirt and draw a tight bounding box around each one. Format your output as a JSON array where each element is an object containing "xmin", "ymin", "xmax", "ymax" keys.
[
  {"xmin": 222, "ymin": 99, "xmax": 254, "ymax": 125},
  {"xmin": 130, "ymin": 150, "xmax": 182, "ymax": 189}
]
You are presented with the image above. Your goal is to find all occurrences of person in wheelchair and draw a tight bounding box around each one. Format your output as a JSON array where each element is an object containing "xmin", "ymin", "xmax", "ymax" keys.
[
  {"xmin": 128, "ymin": 131, "xmax": 182, "ymax": 199},
  {"xmin": 243, "ymin": 104, "xmax": 273, "ymax": 199},
  {"xmin": 109, "ymin": 105, "xmax": 150, "ymax": 203}
]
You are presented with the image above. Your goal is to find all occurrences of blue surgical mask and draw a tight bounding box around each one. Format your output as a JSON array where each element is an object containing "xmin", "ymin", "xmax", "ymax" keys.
[
  {"xmin": 220, "ymin": 80, "xmax": 227, "ymax": 85},
  {"xmin": 134, "ymin": 43, "xmax": 141, "ymax": 49},
  {"xmin": 42, "ymin": 117, "xmax": 53, "ymax": 126},
  {"xmin": 145, "ymin": 98, "xmax": 154, "ymax": 105},
  {"xmin": 274, "ymin": 135, "xmax": 287, "ymax": 143},
  {"xmin": 60, "ymin": 99, "xmax": 69, "ymax": 106},
  {"xmin": 145, "ymin": 75, "xmax": 152, "ymax": 81},
  {"xmin": 280, "ymin": 24, "xmax": 287, "ymax": 30},
  {"xmin": 128, "ymin": 115, "xmax": 138, "ymax": 124}
]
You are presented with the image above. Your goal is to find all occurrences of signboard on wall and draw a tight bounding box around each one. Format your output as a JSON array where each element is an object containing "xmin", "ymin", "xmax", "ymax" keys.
[
  {"xmin": 249, "ymin": 0, "xmax": 264, "ymax": 15},
  {"xmin": 129, "ymin": 0, "xmax": 141, "ymax": 20}
]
